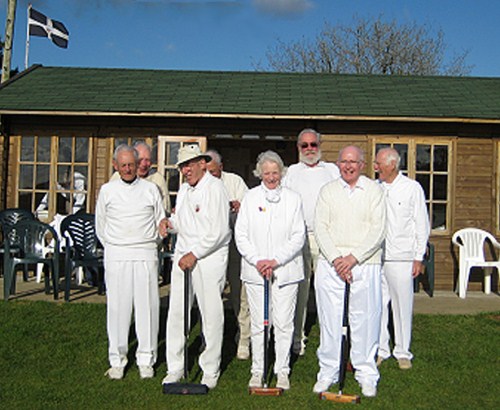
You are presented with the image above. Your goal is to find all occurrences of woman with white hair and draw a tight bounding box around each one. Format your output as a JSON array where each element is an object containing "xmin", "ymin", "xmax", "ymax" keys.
[{"xmin": 235, "ymin": 150, "xmax": 305, "ymax": 391}]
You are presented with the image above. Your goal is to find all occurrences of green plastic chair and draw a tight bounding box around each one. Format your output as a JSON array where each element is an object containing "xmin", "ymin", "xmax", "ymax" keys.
[
  {"xmin": 60, "ymin": 213, "xmax": 104, "ymax": 302},
  {"xmin": 3, "ymin": 219, "xmax": 60, "ymax": 300},
  {"xmin": 0, "ymin": 208, "xmax": 35, "ymax": 280}
]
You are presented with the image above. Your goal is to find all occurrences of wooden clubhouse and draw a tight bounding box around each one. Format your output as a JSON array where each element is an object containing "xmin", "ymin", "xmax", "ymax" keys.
[{"xmin": 1, "ymin": 65, "xmax": 499, "ymax": 293}]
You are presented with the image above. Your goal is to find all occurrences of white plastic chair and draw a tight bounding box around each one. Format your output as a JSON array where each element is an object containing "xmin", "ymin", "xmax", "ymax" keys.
[{"xmin": 452, "ymin": 228, "xmax": 500, "ymax": 298}]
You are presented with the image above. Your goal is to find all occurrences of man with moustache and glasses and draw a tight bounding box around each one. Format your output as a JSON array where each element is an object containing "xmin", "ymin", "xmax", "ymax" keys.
[{"xmin": 282, "ymin": 128, "xmax": 339, "ymax": 356}]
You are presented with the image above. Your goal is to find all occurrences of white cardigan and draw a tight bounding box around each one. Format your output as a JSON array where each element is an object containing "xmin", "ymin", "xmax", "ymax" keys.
[
  {"xmin": 235, "ymin": 184, "xmax": 305, "ymax": 286},
  {"xmin": 314, "ymin": 176, "xmax": 386, "ymax": 265}
]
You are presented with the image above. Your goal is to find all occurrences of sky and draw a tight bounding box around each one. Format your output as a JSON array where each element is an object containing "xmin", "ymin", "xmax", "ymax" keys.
[{"xmin": 1, "ymin": 0, "xmax": 499, "ymax": 77}]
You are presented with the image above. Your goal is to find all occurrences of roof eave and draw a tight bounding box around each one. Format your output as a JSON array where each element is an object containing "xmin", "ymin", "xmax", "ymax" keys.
[{"xmin": 0, "ymin": 109, "xmax": 499, "ymax": 125}]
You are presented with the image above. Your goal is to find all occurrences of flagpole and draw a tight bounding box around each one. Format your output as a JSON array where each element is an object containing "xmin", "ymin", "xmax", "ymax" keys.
[
  {"xmin": 25, "ymin": 4, "xmax": 31, "ymax": 70},
  {"xmin": 1, "ymin": 0, "xmax": 17, "ymax": 83}
]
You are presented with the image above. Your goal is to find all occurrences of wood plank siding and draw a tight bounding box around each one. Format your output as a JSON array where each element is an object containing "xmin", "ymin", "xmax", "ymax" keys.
[{"xmin": 1, "ymin": 67, "xmax": 499, "ymax": 293}]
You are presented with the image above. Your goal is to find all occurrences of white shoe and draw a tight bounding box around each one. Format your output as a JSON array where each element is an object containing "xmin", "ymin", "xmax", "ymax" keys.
[
  {"xmin": 162, "ymin": 372, "xmax": 182, "ymax": 384},
  {"xmin": 248, "ymin": 373, "xmax": 263, "ymax": 388},
  {"xmin": 139, "ymin": 366, "xmax": 154, "ymax": 379},
  {"xmin": 313, "ymin": 379, "xmax": 331, "ymax": 393},
  {"xmin": 276, "ymin": 372, "xmax": 290, "ymax": 390},
  {"xmin": 237, "ymin": 343, "xmax": 250, "ymax": 360},
  {"xmin": 361, "ymin": 383, "xmax": 377, "ymax": 397},
  {"xmin": 105, "ymin": 367, "xmax": 124, "ymax": 380},
  {"xmin": 398, "ymin": 358, "xmax": 412, "ymax": 370},
  {"xmin": 201, "ymin": 373, "xmax": 219, "ymax": 389}
]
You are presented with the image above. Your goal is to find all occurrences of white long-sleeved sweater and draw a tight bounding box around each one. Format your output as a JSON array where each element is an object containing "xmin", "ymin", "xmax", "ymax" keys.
[
  {"xmin": 314, "ymin": 175, "xmax": 386, "ymax": 265},
  {"xmin": 95, "ymin": 177, "xmax": 165, "ymax": 261}
]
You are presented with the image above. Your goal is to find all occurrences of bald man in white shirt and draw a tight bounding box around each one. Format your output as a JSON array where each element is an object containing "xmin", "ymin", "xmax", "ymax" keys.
[
  {"xmin": 96, "ymin": 144, "xmax": 166, "ymax": 381},
  {"xmin": 374, "ymin": 147, "xmax": 430, "ymax": 370},
  {"xmin": 313, "ymin": 146, "xmax": 385, "ymax": 398}
]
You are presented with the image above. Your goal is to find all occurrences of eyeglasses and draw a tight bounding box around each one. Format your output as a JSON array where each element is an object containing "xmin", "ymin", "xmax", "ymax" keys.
[
  {"xmin": 299, "ymin": 142, "xmax": 319, "ymax": 149},
  {"xmin": 339, "ymin": 160, "xmax": 362, "ymax": 165}
]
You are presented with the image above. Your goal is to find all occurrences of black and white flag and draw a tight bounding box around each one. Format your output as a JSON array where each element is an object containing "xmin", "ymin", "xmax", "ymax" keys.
[{"xmin": 28, "ymin": 7, "xmax": 69, "ymax": 48}]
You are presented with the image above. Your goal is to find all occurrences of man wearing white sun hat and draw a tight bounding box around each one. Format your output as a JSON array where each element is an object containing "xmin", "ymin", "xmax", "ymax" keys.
[{"xmin": 161, "ymin": 144, "xmax": 231, "ymax": 390}]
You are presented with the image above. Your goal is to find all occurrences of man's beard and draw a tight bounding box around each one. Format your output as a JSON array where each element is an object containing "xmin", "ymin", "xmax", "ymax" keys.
[{"xmin": 299, "ymin": 150, "xmax": 321, "ymax": 166}]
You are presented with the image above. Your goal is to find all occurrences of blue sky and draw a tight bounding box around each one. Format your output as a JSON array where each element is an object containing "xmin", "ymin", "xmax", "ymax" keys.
[{"xmin": 1, "ymin": 0, "xmax": 499, "ymax": 77}]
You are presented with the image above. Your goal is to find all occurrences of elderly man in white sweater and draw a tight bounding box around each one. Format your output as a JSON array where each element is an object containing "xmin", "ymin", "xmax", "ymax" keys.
[
  {"xmin": 162, "ymin": 144, "xmax": 231, "ymax": 390},
  {"xmin": 235, "ymin": 150, "xmax": 305, "ymax": 391},
  {"xmin": 313, "ymin": 146, "xmax": 386, "ymax": 398},
  {"xmin": 374, "ymin": 148, "xmax": 430, "ymax": 370},
  {"xmin": 96, "ymin": 144, "xmax": 166, "ymax": 380}
]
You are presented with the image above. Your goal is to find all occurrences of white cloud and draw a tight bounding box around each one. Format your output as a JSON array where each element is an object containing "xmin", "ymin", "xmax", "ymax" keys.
[{"xmin": 253, "ymin": 0, "xmax": 314, "ymax": 15}]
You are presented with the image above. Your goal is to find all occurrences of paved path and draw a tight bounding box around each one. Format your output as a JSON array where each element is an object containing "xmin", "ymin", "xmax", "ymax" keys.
[{"xmin": 2, "ymin": 276, "xmax": 500, "ymax": 315}]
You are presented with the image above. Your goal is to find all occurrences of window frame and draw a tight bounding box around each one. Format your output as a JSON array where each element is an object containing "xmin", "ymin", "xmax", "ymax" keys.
[
  {"xmin": 371, "ymin": 136, "xmax": 454, "ymax": 236},
  {"xmin": 14, "ymin": 135, "xmax": 93, "ymax": 221}
]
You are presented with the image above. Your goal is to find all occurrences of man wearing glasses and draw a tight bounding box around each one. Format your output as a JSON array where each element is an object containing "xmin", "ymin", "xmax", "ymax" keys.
[
  {"xmin": 313, "ymin": 146, "xmax": 386, "ymax": 398},
  {"xmin": 282, "ymin": 128, "xmax": 339, "ymax": 356}
]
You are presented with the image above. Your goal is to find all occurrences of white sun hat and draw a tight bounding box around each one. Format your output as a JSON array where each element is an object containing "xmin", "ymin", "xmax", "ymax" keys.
[{"xmin": 176, "ymin": 144, "xmax": 212, "ymax": 166}]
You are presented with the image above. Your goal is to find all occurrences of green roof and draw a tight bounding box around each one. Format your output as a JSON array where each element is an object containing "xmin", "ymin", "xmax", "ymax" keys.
[{"xmin": 0, "ymin": 65, "xmax": 499, "ymax": 122}]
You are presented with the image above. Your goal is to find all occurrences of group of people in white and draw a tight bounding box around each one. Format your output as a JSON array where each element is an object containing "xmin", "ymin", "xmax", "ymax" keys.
[{"xmin": 95, "ymin": 128, "xmax": 430, "ymax": 398}]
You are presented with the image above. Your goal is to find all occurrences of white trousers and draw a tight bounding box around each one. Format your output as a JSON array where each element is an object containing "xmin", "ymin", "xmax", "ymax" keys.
[
  {"xmin": 378, "ymin": 261, "xmax": 414, "ymax": 360},
  {"xmin": 293, "ymin": 233, "xmax": 319, "ymax": 346},
  {"xmin": 315, "ymin": 260, "xmax": 381, "ymax": 387},
  {"xmin": 105, "ymin": 260, "xmax": 159, "ymax": 368},
  {"xmin": 227, "ymin": 237, "xmax": 251, "ymax": 346},
  {"xmin": 237, "ymin": 283, "xmax": 251, "ymax": 347},
  {"xmin": 246, "ymin": 280, "xmax": 298, "ymax": 375},
  {"xmin": 166, "ymin": 249, "xmax": 228, "ymax": 377}
]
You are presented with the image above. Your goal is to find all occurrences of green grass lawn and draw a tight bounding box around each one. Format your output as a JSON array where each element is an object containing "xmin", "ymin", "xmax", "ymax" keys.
[{"xmin": 0, "ymin": 301, "xmax": 498, "ymax": 409}]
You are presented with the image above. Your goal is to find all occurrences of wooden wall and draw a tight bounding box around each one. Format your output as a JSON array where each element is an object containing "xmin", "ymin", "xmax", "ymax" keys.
[{"xmin": 1, "ymin": 114, "xmax": 499, "ymax": 293}]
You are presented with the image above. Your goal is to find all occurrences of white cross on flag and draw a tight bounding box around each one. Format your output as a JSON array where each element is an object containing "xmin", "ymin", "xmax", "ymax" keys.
[{"xmin": 28, "ymin": 6, "xmax": 69, "ymax": 48}]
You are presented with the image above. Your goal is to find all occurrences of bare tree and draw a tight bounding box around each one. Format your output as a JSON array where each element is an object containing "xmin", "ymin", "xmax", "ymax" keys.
[{"xmin": 258, "ymin": 16, "xmax": 473, "ymax": 76}]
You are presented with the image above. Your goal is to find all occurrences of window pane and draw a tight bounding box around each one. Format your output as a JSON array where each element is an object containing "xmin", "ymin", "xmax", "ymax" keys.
[
  {"xmin": 58, "ymin": 137, "xmax": 73, "ymax": 162},
  {"xmin": 21, "ymin": 136, "xmax": 35, "ymax": 161},
  {"xmin": 375, "ymin": 143, "xmax": 390, "ymax": 151},
  {"xmin": 167, "ymin": 168, "xmax": 179, "ymax": 192},
  {"xmin": 433, "ymin": 175, "xmax": 448, "ymax": 200},
  {"xmin": 433, "ymin": 145, "xmax": 448, "ymax": 172},
  {"xmin": 58, "ymin": 166, "xmax": 72, "ymax": 189},
  {"xmin": 74, "ymin": 167, "xmax": 88, "ymax": 190},
  {"xmin": 19, "ymin": 165, "xmax": 34, "ymax": 189},
  {"xmin": 167, "ymin": 143, "xmax": 181, "ymax": 165},
  {"xmin": 416, "ymin": 174, "xmax": 430, "ymax": 199},
  {"xmin": 37, "ymin": 137, "xmax": 51, "ymax": 162},
  {"xmin": 394, "ymin": 144, "xmax": 408, "ymax": 172},
  {"xmin": 114, "ymin": 138, "xmax": 129, "ymax": 148},
  {"xmin": 18, "ymin": 192, "xmax": 33, "ymax": 211},
  {"xmin": 151, "ymin": 139, "xmax": 158, "ymax": 164},
  {"xmin": 75, "ymin": 138, "xmax": 89, "ymax": 163},
  {"xmin": 416, "ymin": 144, "xmax": 431, "ymax": 171},
  {"xmin": 36, "ymin": 165, "xmax": 50, "ymax": 189},
  {"xmin": 432, "ymin": 203, "xmax": 447, "ymax": 230}
]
